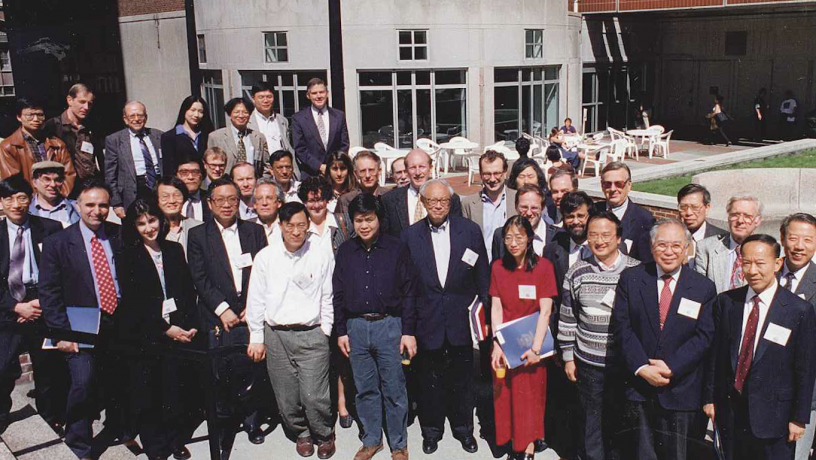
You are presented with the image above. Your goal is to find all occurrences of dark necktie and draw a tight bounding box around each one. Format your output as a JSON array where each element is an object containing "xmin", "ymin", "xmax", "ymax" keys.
[
  {"xmin": 783, "ymin": 272, "xmax": 796, "ymax": 292},
  {"xmin": 237, "ymin": 131, "xmax": 247, "ymax": 163},
  {"xmin": 734, "ymin": 295, "xmax": 760, "ymax": 394},
  {"xmin": 658, "ymin": 274, "xmax": 673, "ymax": 330},
  {"xmin": 137, "ymin": 132, "xmax": 157, "ymax": 190},
  {"xmin": 730, "ymin": 245, "xmax": 744, "ymax": 289},
  {"xmin": 8, "ymin": 227, "xmax": 26, "ymax": 302}
]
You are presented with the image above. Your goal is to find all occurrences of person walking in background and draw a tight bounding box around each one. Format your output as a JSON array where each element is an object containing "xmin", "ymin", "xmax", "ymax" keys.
[
  {"xmin": 753, "ymin": 88, "xmax": 768, "ymax": 142},
  {"xmin": 707, "ymin": 95, "xmax": 731, "ymax": 147},
  {"xmin": 780, "ymin": 90, "xmax": 799, "ymax": 141}
]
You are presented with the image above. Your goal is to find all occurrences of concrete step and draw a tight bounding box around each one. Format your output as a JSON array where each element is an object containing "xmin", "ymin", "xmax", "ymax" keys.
[
  {"xmin": 0, "ymin": 382, "xmax": 74, "ymax": 460},
  {"xmin": 0, "ymin": 441, "xmax": 15, "ymax": 460}
]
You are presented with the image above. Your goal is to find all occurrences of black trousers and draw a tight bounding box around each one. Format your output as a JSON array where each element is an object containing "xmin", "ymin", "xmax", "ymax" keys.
[
  {"xmin": 417, "ymin": 342, "xmax": 474, "ymax": 441},
  {"xmin": 575, "ymin": 361, "xmax": 624, "ymax": 460},
  {"xmin": 622, "ymin": 399, "xmax": 696, "ymax": 460},
  {"xmin": 545, "ymin": 358, "xmax": 579, "ymax": 459},
  {"xmin": 720, "ymin": 391, "xmax": 794, "ymax": 460},
  {"xmin": 474, "ymin": 340, "xmax": 496, "ymax": 440}
]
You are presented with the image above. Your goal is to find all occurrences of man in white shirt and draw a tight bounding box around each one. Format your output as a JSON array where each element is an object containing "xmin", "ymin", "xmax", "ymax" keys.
[
  {"xmin": 269, "ymin": 150, "xmax": 301, "ymax": 203},
  {"xmin": 248, "ymin": 81, "xmax": 301, "ymax": 181},
  {"xmin": 246, "ymin": 202, "xmax": 336, "ymax": 459},
  {"xmin": 251, "ymin": 177, "xmax": 283, "ymax": 242},
  {"xmin": 232, "ymin": 162, "xmax": 257, "ymax": 220}
]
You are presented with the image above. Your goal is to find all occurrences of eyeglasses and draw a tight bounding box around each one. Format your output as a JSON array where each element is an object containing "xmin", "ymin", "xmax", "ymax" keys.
[
  {"xmin": 504, "ymin": 235, "xmax": 528, "ymax": 244},
  {"xmin": 728, "ymin": 212, "xmax": 757, "ymax": 224},
  {"xmin": 653, "ymin": 241, "xmax": 687, "ymax": 253},
  {"xmin": 210, "ymin": 196, "xmax": 239, "ymax": 207},
  {"xmin": 21, "ymin": 113, "xmax": 46, "ymax": 120},
  {"xmin": 158, "ymin": 193, "xmax": 183, "ymax": 203},
  {"xmin": 36, "ymin": 176, "xmax": 65, "ymax": 185},
  {"xmin": 205, "ymin": 162, "xmax": 226, "ymax": 170},
  {"xmin": 282, "ymin": 222, "xmax": 308, "ymax": 231},
  {"xmin": 423, "ymin": 198, "xmax": 451, "ymax": 207},
  {"xmin": 125, "ymin": 114, "xmax": 146, "ymax": 120},
  {"xmin": 678, "ymin": 204, "xmax": 705, "ymax": 213},
  {"xmin": 587, "ymin": 233, "xmax": 616, "ymax": 243},
  {"xmin": 177, "ymin": 170, "xmax": 202, "ymax": 178},
  {"xmin": 1, "ymin": 196, "xmax": 30, "ymax": 205},
  {"xmin": 601, "ymin": 180, "xmax": 630, "ymax": 190},
  {"xmin": 480, "ymin": 171, "xmax": 505, "ymax": 179}
]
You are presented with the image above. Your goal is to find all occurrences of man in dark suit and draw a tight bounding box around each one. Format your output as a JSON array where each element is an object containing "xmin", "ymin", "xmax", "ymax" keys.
[
  {"xmin": 104, "ymin": 101, "xmax": 164, "ymax": 219},
  {"xmin": 177, "ymin": 158, "xmax": 211, "ymax": 222},
  {"xmin": 40, "ymin": 180, "xmax": 125, "ymax": 459},
  {"xmin": 186, "ymin": 177, "xmax": 268, "ymax": 445},
  {"xmin": 612, "ymin": 218, "xmax": 718, "ymax": 460},
  {"xmin": 401, "ymin": 179, "xmax": 489, "ymax": 455},
  {"xmin": 704, "ymin": 234, "xmax": 816, "ymax": 460},
  {"xmin": 677, "ymin": 184, "xmax": 727, "ymax": 270},
  {"xmin": 545, "ymin": 191, "xmax": 593, "ymax": 298},
  {"xmin": 491, "ymin": 184, "xmax": 558, "ymax": 261},
  {"xmin": 0, "ymin": 174, "xmax": 64, "ymax": 435},
  {"xmin": 291, "ymin": 78, "xmax": 349, "ymax": 178},
  {"xmin": 382, "ymin": 149, "xmax": 462, "ymax": 238},
  {"xmin": 593, "ymin": 161, "xmax": 655, "ymax": 262}
]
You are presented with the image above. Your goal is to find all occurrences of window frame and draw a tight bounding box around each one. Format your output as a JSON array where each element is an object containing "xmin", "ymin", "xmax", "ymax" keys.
[
  {"xmin": 263, "ymin": 31, "xmax": 289, "ymax": 63},
  {"xmin": 524, "ymin": 29, "xmax": 544, "ymax": 60},
  {"xmin": 397, "ymin": 29, "xmax": 429, "ymax": 62},
  {"xmin": 493, "ymin": 66, "xmax": 560, "ymax": 141},
  {"xmin": 196, "ymin": 34, "xmax": 207, "ymax": 64}
]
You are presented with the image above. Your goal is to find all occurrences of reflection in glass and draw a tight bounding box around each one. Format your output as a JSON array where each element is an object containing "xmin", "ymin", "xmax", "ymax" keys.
[
  {"xmin": 416, "ymin": 89, "xmax": 432, "ymax": 142},
  {"xmin": 360, "ymin": 90, "xmax": 394, "ymax": 148},
  {"xmin": 494, "ymin": 86, "xmax": 519, "ymax": 142},
  {"xmin": 435, "ymin": 88, "xmax": 466, "ymax": 142},
  {"xmin": 533, "ymin": 84, "xmax": 543, "ymax": 137},
  {"xmin": 545, "ymin": 83, "xmax": 559, "ymax": 134},
  {"xmin": 397, "ymin": 90, "xmax": 414, "ymax": 148},
  {"xmin": 522, "ymin": 85, "xmax": 531, "ymax": 140}
]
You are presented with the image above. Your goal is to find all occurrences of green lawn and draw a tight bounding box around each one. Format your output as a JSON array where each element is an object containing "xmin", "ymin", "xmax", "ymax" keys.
[{"xmin": 632, "ymin": 149, "xmax": 816, "ymax": 197}]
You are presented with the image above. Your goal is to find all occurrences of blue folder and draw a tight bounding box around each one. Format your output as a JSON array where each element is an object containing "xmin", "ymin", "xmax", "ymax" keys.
[
  {"xmin": 42, "ymin": 306, "xmax": 100, "ymax": 349},
  {"xmin": 495, "ymin": 311, "xmax": 554, "ymax": 369}
]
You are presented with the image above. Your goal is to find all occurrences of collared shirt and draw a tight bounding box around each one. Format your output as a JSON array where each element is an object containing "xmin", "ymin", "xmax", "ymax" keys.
[
  {"xmin": 262, "ymin": 220, "xmax": 281, "ymax": 242},
  {"xmin": 175, "ymin": 124, "xmax": 200, "ymax": 151},
  {"xmin": 252, "ymin": 111, "xmax": 283, "ymax": 152},
  {"xmin": 283, "ymin": 180, "xmax": 302, "ymax": 203},
  {"xmin": 595, "ymin": 251, "xmax": 622, "ymax": 272},
  {"xmin": 79, "ymin": 221, "xmax": 121, "ymax": 307},
  {"xmin": 481, "ymin": 188, "xmax": 507, "ymax": 260},
  {"xmin": 656, "ymin": 265, "xmax": 681, "ymax": 296},
  {"xmin": 308, "ymin": 213, "xmax": 339, "ymax": 257},
  {"xmin": 6, "ymin": 219, "xmax": 38, "ymax": 285},
  {"xmin": 429, "ymin": 218, "xmax": 451, "ymax": 288},
  {"xmin": 691, "ymin": 222, "xmax": 708, "ymax": 242},
  {"xmin": 145, "ymin": 245, "xmax": 167, "ymax": 299},
  {"xmin": 231, "ymin": 124, "xmax": 255, "ymax": 164},
  {"xmin": 22, "ymin": 131, "xmax": 47, "ymax": 163},
  {"xmin": 609, "ymin": 199, "xmax": 629, "ymax": 221},
  {"xmin": 741, "ymin": 282, "xmax": 778, "ymax": 354},
  {"xmin": 61, "ymin": 111, "xmax": 96, "ymax": 179},
  {"xmin": 311, "ymin": 105, "xmax": 330, "ymax": 146},
  {"xmin": 780, "ymin": 263, "xmax": 809, "ymax": 293},
  {"xmin": 128, "ymin": 129, "xmax": 160, "ymax": 176},
  {"xmin": 407, "ymin": 186, "xmax": 424, "ymax": 225},
  {"xmin": 532, "ymin": 219, "xmax": 548, "ymax": 256},
  {"xmin": 239, "ymin": 200, "xmax": 257, "ymax": 220},
  {"xmin": 216, "ymin": 220, "xmax": 243, "ymax": 297},
  {"xmin": 182, "ymin": 191, "xmax": 204, "ymax": 221},
  {"xmin": 165, "ymin": 218, "xmax": 200, "ymax": 255},
  {"xmin": 246, "ymin": 238, "xmax": 334, "ymax": 343},
  {"xmin": 29, "ymin": 195, "xmax": 80, "ymax": 228},
  {"xmin": 568, "ymin": 238, "xmax": 591, "ymax": 268}
]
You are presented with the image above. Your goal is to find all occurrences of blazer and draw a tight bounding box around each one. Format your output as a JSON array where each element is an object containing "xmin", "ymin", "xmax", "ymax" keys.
[
  {"xmin": 694, "ymin": 233, "xmax": 737, "ymax": 294},
  {"xmin": 0, "ymin": 216, "xmax": 63, "ymax": 323},
  {"xmin": 40, "ymin": 222, "xmax": 124, "ymax": 332},
  {"xmin": 593, "ymin": 199, "xmax": 655, "ymax": 263},
  {"xmin": 0, "ymin": 128, "xmax": 76, "ymax": 197},
  {"xmin": 491, "ymin": 221, "xmax": 560, "ymax": 263},
  {"xmin": 381, "ymin": 185, "xmax": 463, "ymax": 238},
  {"xmin": 248, "ymin": 110, "xmax": 301, "ymax": 180},
  {"xmin": 291, "ymin": 106, "xmax": 350, "ymax": 178},
  {"xmin": 186, "ymin": 218, "xmax": 267, "ymax": 331},
  {"xmin": 401, "ymin": 216, "xmax": 490, "ymax": 350},
  {"xmin": 104, "ymin": 127, "xmax": 164, "ymax": 209},
  {"xmin": 611, "ymin": 263, "xmax": 718, "ymax": 411},
  {"xmin": 160, "ymin": 126, "xmax": 210, "ymax": 176},
  {"xmin": 184, "ymin": 191, "xmax": 212, "ymax": 224},
  {"xmin": 206, "ymin": 126, "xmax": 269, "ymax": 177},
  {"xmin": 782, "ymin": 261, "xmax": 816, "ymax": 407},
  {"xmin": 461, "ymin": 187, "xmax": 518, "ymax": 231},
  {"xmin": 705, "ymin": 286, "xmax": 816, "ymax": 439},
  {"xmin": 703, "ymin": 221, "xmax": 729, "ymax": 239}
]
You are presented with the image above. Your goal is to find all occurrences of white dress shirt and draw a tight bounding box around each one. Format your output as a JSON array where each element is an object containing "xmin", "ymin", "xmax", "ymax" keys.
[
  {"xmin": 609, "ymin": 199, "xmax": 629, "ymax": 221},
  {"xmin": 240, "ymin": 200, "xmax": 257, "ymax": 220},
  {"xmin": 261, "ymin": 220, "xmax": 281, "ymax": 243},
  {"xmin": 741, "ymin": 282, "xmax": 777, "ymax": 355},
  {"xmin": 253, "ymin": 111, "xmax": 283, "ymax": 152},
  {"xmin": 429, "ymin": 219, "xmax": 451, "ymax": 288},
  {"xmin": 246, "ymin": 238, "xmax": 334, "ymax": 343},
  {"xmin": 568, "ymin": 238, "xmax": 590, "ymax": 268},
  {"xmin": 780, "ymin": 263, "xmax": 809, "ymax": 293},
  {"xmin": 407, "ymin": 186, "xmax": 424, "ymax": 225},
  {"xmin": 231, "ymin": 124, "xmax": 255, "ymax": 164},
  {"xmin": 183, "ymin": 191, "xmax": 205, "ymax": 221},
  {"xmin": 283, "ymin": 180, "xmax": 302, "ymax": 203},
  {"xmin": 213, "ymin": 220, "xmax": 244, "ymax": 317},
  {"xmin": 311, "ymin": 106, "xmax": 330, "ymax": 146},
  {"xmin": 128, "ymin": 130, "xmax": 159, "ymax": 176},
  {"xmin": 308, "ymin": 213, "xmax": 339, "ymax": 258},
  {"xmin": 532, "ymin": 219, "xmax": 549, "ymax": 256},
  {"xmin": 691, "ymin": 222, "xmax": 708, "ymax": 242}
]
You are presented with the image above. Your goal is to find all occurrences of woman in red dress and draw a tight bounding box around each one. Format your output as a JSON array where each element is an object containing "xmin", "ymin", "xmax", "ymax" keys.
[{"xmin": 490, "ymin": 215, "xmax": 557, "ymax": 459}]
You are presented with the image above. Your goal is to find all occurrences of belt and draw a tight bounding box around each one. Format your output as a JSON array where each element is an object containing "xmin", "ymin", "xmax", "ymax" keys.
[
  {"xmin": 269, "ymin": 324, "xmax": 319, "ymax": 332},
  {"xmin": 359, "ymin": 313, "xmax": 389, "ymax": 322}
]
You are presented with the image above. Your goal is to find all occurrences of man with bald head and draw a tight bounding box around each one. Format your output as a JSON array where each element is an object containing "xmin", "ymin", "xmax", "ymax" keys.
[
  {"xmin": 104, "ymin": 100, "xmax": 164, "ymax": 217},
  {"xmin": 381, "ymin": 149, "xmax": 462, "ymax": 237}
]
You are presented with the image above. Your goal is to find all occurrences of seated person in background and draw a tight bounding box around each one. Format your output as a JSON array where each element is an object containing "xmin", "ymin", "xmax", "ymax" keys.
[
  {"xmin": 547, "ymin": 133, "xmax": 583, "ymax": 171},
  {"xmin": 515, "ymin": 137, "xmax": 531, "ymax": 159},
  {"xmin": 560, "ymin": 117, "xmax": 578, "ymax": 135},
  {"xmin": 546, "ymin": 145, "xmax": 575, "ymax": 176}
]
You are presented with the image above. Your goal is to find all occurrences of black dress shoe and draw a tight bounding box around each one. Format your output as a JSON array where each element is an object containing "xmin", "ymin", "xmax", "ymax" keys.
[
  {"xmin": 533, "ymin": 439, "xmax": 548, "ymax": 453},
  {"xmin": 422, "ymin": 438, "xmax": 439, "ymax": 454},
  {"xmin": 248, "ymin": 428, "xmax": 265, "ymax": 445},
  {"xmin": 339, "ymin": 414, "xmax": 353, "ymax": 429},
  {"xmin": 172, "ymin": 446, "xmax": 191, "ymax": 460},
  {"xmin": 49, "ymin": 422, "xmax": 66, "ymax": 438},
  {"xmin": 459, "ymin": 436, "xmax": 478, "ymax": 453}
]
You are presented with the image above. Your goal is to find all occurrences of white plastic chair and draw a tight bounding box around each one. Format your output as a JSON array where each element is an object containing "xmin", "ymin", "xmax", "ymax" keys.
[
  {"xmin": 374, "ymin": 142, "xmax": 397, "ymax": 153},
  {"xmin": 652, "ymin": 130, "xmax": 673, "ymax": 159},
  {"xmin": 466, "ymin": 154, "xmax": 482, "ymax": 187},
  {"xmin": 446, "ymin": 136, "xmax": 475, "ymax": 170},
  {"xmin": 580, "ymin": 147, "xmax": 607, "ymax": 178},
  {"xmin": 647, "ymin": 125, "xmax": 665, "ymax": 134},
  {"xmin": 416, "ymin": 138, "xmax": 443, "ymax": 178},
  {"xmin": 607, "ymin": 139, "xmax": 628, "ymax": 163},
  {"xmin": 348, "ymin": 146, "xmax": 369, "ymax": 160}
]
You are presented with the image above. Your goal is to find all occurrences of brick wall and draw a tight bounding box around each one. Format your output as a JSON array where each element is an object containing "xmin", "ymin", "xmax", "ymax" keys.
[
  {"xmin": 118, "ymin": 0, "xmax": 184, "ymax": 17},
  {"xmin": 643, "ymin": 204, "xmax": 680, "ymax": 220},
  {"xmin": 578, "ymin": 0, "xmax": 816, "ymax": 13}
]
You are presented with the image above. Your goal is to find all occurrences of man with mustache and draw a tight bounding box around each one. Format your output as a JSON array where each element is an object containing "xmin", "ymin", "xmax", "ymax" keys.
[{"xmin": 462, "ymin": 150, "xmax": 516, "ymax": 262}]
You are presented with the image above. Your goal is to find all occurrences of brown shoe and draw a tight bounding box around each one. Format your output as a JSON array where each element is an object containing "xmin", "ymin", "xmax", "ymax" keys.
[
  {"xmin": 317, "ymin": 434, "xmax": 336, "ymax": 459},
  {"xmin": 391, "ymin": 447, "xmax": 409, "ymax": 460},
  {"xmin": 353, "ymin": 443, "xmax": 383, "ymax": 460},
  {"xmin": 296, "ymin": 435, "xmax": 315, "ymax": 457}
]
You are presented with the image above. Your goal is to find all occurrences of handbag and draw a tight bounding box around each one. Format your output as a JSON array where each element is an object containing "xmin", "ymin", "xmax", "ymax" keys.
[
  {"xmin": 715, "ymin": 112, "xmax": 729, "ymax": 124},
  {"xmin": 207, "ymin": 324, "xmax": 256, "ymax": 419}
]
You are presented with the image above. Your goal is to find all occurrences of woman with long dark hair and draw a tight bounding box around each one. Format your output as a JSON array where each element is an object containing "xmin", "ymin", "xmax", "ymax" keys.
[
  {"xmin": 490, "ymin": 215, "xmax": 557, "ymax": 459},
  {"xmin": 322, "ymin": 151, "xmax": 357, "ymax": 213},
  {"xmin": 120, "ymin": 198, "xmax": 200, "ymax": 460},
  {"xmin": 160, "ymin": 96, "xmax": 215, "ymax": 175}
]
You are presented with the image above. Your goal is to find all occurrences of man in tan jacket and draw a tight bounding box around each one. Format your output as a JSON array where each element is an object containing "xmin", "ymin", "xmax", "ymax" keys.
[{"xmin": 0, "ymin": 97, "xmax": 75, "ymax": 197}]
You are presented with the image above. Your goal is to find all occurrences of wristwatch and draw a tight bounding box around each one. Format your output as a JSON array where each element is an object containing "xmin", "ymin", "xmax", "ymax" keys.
[{"xmin": 531, "ymin": 348, "xmax": 541, "ymax": 356}]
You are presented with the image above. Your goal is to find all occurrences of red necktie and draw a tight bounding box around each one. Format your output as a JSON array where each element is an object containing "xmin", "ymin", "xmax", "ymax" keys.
[
  {"xmin": 734, "ymin": 295, "xmax": 760, "ymax": 394},
  {"xmin": 659, "ymin": 274, "xmax": 673, "ymax": 330},
  {"xmin": 91, "ymin": 236, "xmax": 118, "ymax": 315},
  {"xmin": 730, "ymin": 245, "xmax": 744, "ymax": 289}
]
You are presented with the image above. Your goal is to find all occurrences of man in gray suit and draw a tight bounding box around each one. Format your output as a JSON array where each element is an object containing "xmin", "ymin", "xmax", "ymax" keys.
[
  {"xmin": 461, "ymin": 149, "xmax": 516, "ymax": 261},
  {"xmin": 248, "ymin": 81, "xmax": 300, "ymax": 180},
  {"xmin": 694, "ymin": 195, "xmax": 762, "ymax": 293},
  {"xmin": 207, "ymin": 97, "xmax": 270, "ymax": 178},
  {"xmin": 104, "ymin": 100, "xmax": 163, "ymax": 218},
  {"xmin": 677, "ymin": 184, "xmax": 728, "ymax": 269}
]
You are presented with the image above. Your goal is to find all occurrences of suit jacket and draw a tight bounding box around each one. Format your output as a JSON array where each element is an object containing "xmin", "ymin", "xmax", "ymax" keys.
[
  {"xmin": 104, "ymin": 127, "xmax": 164, "ymax": 209},
  {"xmin": 186, "ymin": 218, "xmax": 267, "ymax": 330},
  {"xmin": 461, "ymin": 187, "xmax": 518, "ymax": 231},
  {"xmin": 705, "ymin": 285, "xmax": 816, "ymax": 439},
  {"xmin": 40, "ymin": 222, "xmax": 124, "ymax": 331},
  {"xmin": 401, "ymin": 216, "xmax": 490, "ymax": 350},
  {"xmin": 704, "ymin": 221, "xmax": 728, "ymax": 238},
  {"xmin": 593, "ymin": 199, "xmax": 655, "ymax": 263},
  {"xmin": 0, "ymin": 128, "xmax": 76, "ymax": 197},
  {"xmin": 381, "ymin": 185, "xmax": 463, "ymax": 237},
  {"xmin": 184, "ymin": 191, "xmax": 212, "ymax": 224},
  {"xmin": 291, "ymin": 106, "xmax": 350, "ymax": 178},
  {"xmin": 160, "ymin": 127, "xmax": 210, "ymax": 176},
  {"xmin": 782, "ymin": 261, "xmax": 816, "ymax": 407},
  {"xmin": 173, "ymin": 217, "xmax": 203, "ymax": 257},
  {"xmin": 612, "ymin": 263, "xmax": 717, "ymax": 411},
  {"xmin": 694, "ymin": 233, "xmax": 739, "ymax": 294},
  {"xmin": 491, "ymin": 221, "xmax": 560, "ymax": 263},
  {"xmin": 206, "ymin": 126, "xmax": 270, "ymax": 177},
  {"xmin": 0, "ymin": 216, "xmax": 63, "ymax": 323}
]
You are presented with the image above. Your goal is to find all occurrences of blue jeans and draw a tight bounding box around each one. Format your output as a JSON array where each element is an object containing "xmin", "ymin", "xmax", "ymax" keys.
[{"xmin": 348, "ymin": 316, "xmax": 408, "ymax": 450}]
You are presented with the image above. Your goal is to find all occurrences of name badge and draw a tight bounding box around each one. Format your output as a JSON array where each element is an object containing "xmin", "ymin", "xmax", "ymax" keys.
[
  {"xmin": 624, "ymin": 239, "xmax": 633, "ymax": 253},
  {"xmin": 763, "ymin": 323, "xmax": 791, "ymax": 347},
  {"xmin": 235, "ymin": 253, "xmax": 253, "ymax": 269},
  {"xmin": 38, "ymin": 243, "xmax": 43, "ymax": 251},
  {"xmin": 162, "ymin": 298, "xmax": 178, "ymax": 316},
  {"xmin": 519, "ymin": 285, "xmax": 536, "ymax": 300},
  {"xmin": 462, "ymin": 248, "xmax": 479, "ymax": 266},
  {"xmin": 600, "ymin": 289, "xmax": 616, "ymax": 308},
  {"xmin": 677, "ymin": 298, "xmax": 702, "ymax": 320},
  {"xmin": 80, "ymin": 141, "xmax": 94, "ymax": 154}
]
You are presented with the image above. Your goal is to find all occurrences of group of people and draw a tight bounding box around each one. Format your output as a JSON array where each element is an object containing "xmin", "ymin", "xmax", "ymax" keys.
[{"xmin": 0, "ymin": 79, "xmax": 814, "ymax": 460}]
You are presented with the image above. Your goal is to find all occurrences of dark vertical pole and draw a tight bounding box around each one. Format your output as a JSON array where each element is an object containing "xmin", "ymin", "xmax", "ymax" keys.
[
  {"xmin": 185, "ymin": 0, "xmax": 202, "ymax": 97},
  {"xmin": 328, "ymin": 0, "xmax": 345, "ymax": 111}
]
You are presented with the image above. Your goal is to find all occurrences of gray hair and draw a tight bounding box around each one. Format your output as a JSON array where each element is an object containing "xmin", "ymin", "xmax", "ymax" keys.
[
  {"xmin": 254, "ymin": 176, "xmax": 285, "ymax": 203},
  {"xmin": 649, "ymin": 217, "xmax": 692, "ymax": 246},
  {"xmin": 726, "ymin": 195, "xmax": 763, "ymax": 217},
  {"xmin": 419, "ymin": 178, "xmax": 454, "ymax": 199},
  {"xmin": 122, "ymin": 100, "xmax": 146, "ymax": 116}
]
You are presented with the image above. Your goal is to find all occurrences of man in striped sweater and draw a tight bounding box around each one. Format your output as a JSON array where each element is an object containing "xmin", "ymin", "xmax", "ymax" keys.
[{"xmin": 558, "ymin": 211, "xmax": 641, "ymax": 460}]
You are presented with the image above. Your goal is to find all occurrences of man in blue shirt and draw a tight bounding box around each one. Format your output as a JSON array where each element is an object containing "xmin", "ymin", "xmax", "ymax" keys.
[{"xmin": 28, "ymin": 161, "xmax": 80, "ymax": 227}]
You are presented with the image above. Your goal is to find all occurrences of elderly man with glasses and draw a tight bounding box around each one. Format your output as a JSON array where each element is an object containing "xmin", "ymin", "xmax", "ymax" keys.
[{"xmin": 676, "ymin": 184, "xmax": 728, "ymax": 270}]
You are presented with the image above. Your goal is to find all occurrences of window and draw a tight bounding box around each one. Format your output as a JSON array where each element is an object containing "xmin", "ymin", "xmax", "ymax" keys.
[
  {"xmin": 525, "ymin": 29, "xmax": 543, "ymax": 59},
  {"xmin": 725, "ymin": 31, "xmax": 747, "ymax": 56},
  {"xmin": 358, "ymin": 69, "xmax": 467, "ymax": 148},
  {"xmin": 202, "ymin": 70, "xmax": 225, "ymax": 128},
  {"xmin": 0, "ymin": 50, "xmax": 11, "ymax": 71},
  {"xmin": 240, "ymin": 70, "xmax": 329, "ymax": 123},
  {"xmin": 263, "ymin": 32, "xmax": 288, "ymax": 63},
  {"xmin": 197, "ymin": 34, "xmax": 207, "ymax": 64},
  {"xmin": 398, "ymin": 30, "xmax": 428, "ymax": 61},
  {"xmin": 0, "ymin": 31, "xmax": 8, "ymax": 44},
  {"xmin": 493, "ymin": 67, "xmax": 559, "ymax": 142}
]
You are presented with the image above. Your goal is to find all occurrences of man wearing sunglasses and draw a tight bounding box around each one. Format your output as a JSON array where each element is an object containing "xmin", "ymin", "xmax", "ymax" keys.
[{"xmin": 594, "ymin": 162, "xmax": 655, "ymax": 263}]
